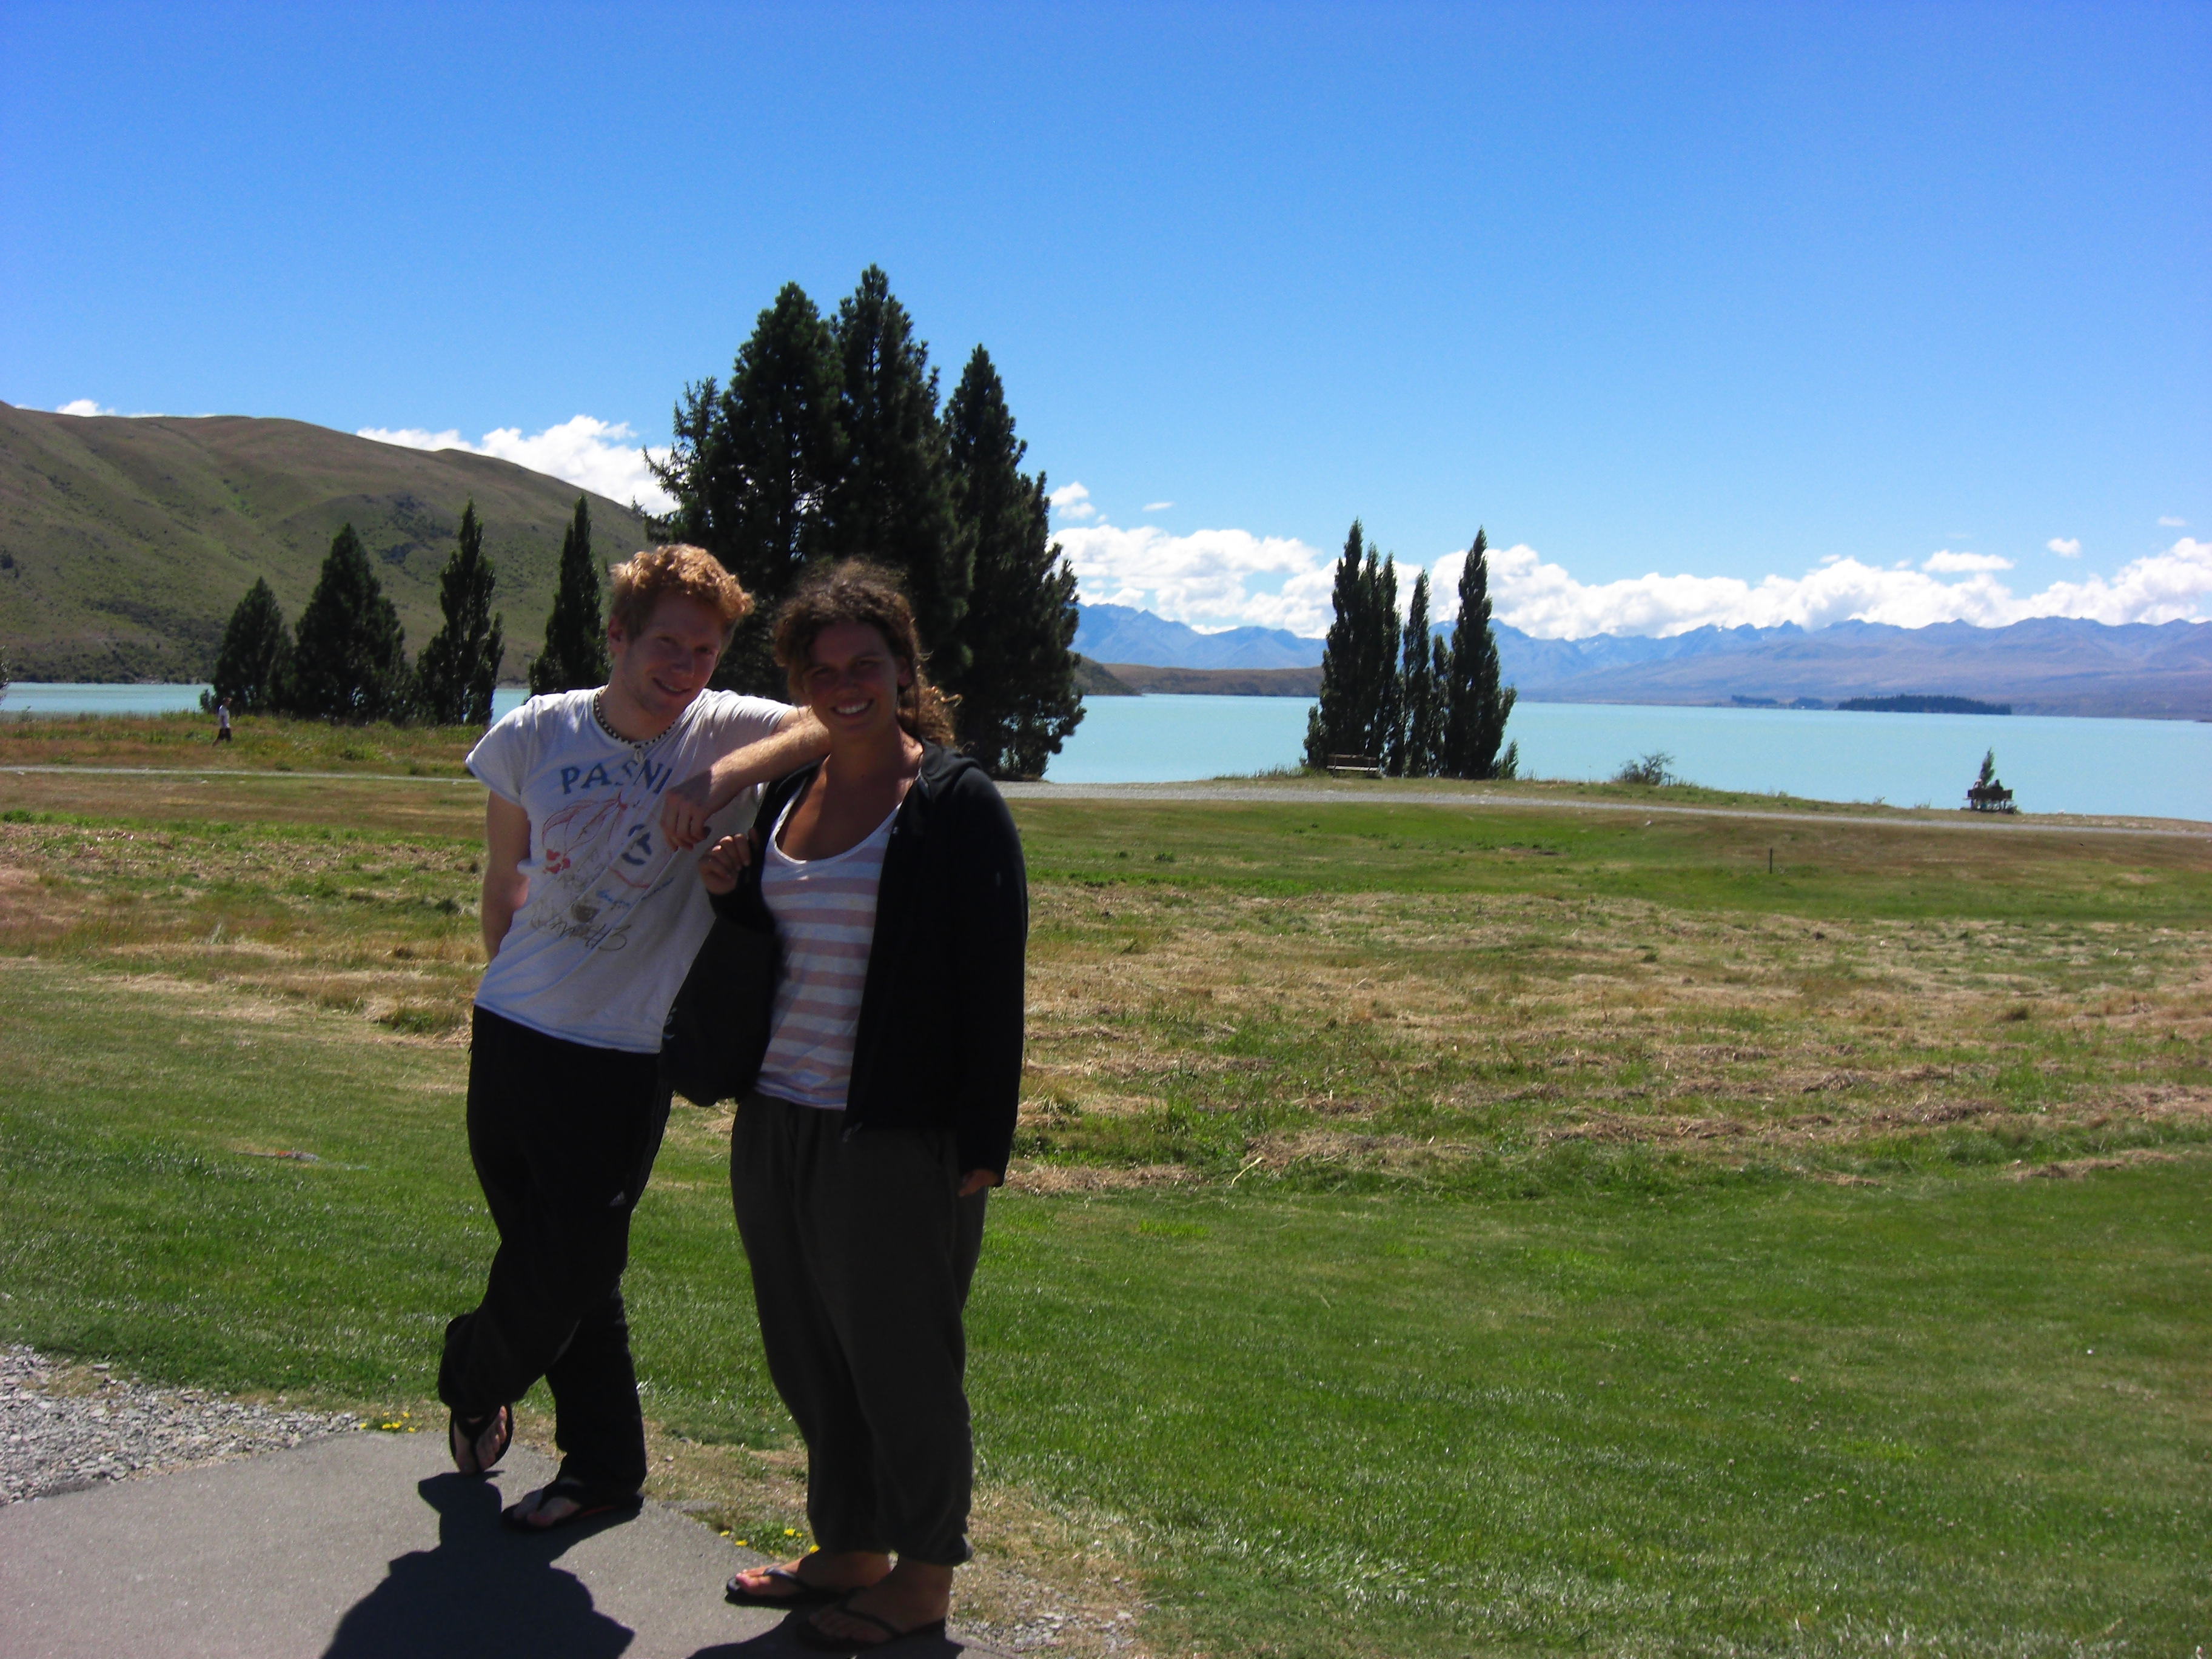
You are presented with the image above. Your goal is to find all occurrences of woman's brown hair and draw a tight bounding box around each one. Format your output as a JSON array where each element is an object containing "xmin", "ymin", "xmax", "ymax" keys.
[{"xmin": 773, "ymin": 560, "xmax": 957, "ymax": 745}]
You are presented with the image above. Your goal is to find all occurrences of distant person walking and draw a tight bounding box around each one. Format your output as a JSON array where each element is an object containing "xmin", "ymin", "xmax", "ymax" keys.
[
  {"xmin": 214, "ymin": 699, "xmax": 232, "ymax": 742},
  {"xmin": 700, "ymin": 562, "xmax": 1027, "ymax": 1649},
  {"xmin": 439, "ymin": 545, "xmax": 825, "ymax": 1532}
]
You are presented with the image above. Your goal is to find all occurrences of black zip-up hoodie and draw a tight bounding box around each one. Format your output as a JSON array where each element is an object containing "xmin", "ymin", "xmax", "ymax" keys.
[{"xmin": 711, "ymin": 742, "xmax": 1028, "ymax": 1178}]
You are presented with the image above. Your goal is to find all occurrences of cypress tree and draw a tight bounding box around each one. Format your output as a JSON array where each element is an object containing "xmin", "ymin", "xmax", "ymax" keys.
[
  {"xmin": 1429, "ymin": 634, "xmax": 1453, "ymax": 767},
  {"xmin": 823, "ymin": 267, "xmax": 967, "ymax": 682},
  {"xmin": 1304, "ymin": 522, "xmax": 1373, "ymax": 768},
  {"xmin": 1370, "ymin": 552, "xmax": 1404, "ymax": 771},
  {"xmin": 212, "ymin": 577, "xmax": 293, "ymax": 714},
  {"xmin": 1399, "ymin": 568, "xmax": 1442, "ymax": 777},
  {"xmin": 286, "ymin": 524, "xmax": 411, "ymax": 722},
  {"xmin": 652, "ymin": 284, "xmax": 843, "ymax": 695},
  {"xmin": 943, "ymin": 346, "xmax": 1082, "ymax": 777},
  {"xmin": 415, "ymin": 501, "xmax": 504, "ymax": 726},
  {"xmin": 1441, "ymin": 527, "xmax": 1519, "ymax": 779},
  {"xmin": 530, "ymin": 496, "xmax": 611, "ymax": 694}
]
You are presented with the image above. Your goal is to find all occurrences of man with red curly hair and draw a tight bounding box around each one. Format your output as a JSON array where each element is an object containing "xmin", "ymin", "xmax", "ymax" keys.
[{"xmin": 440, "ymin": 545, "xmax": 824, "ymax": 1531}]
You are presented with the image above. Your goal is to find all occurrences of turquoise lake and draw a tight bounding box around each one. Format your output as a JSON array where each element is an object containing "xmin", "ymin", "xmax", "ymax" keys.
[{"xmin": 8, "ymin": 683, "xmax": 2208, "ymax": 822}]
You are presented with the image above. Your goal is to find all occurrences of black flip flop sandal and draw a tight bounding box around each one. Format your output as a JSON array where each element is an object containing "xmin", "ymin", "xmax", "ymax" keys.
[
  {"xmin": 500, "ymin": 1475, "xmax": 643, "ymax": 1533},
  {"xmin": 796, "ymin": 1592, "xmax": 948, "ymax": 1651},
  {"xmin": 724, "ymin": 1564, "xmax": 841, "ymax": 1607},
  {"xmin": 449, "ymin": 1403, "xmax": 513, "ymax": 1476}
]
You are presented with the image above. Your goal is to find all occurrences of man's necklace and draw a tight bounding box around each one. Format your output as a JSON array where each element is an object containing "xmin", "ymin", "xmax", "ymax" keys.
[{"xmin": 592, "ymin": 691, "xmax": 679, "ymax": 754}]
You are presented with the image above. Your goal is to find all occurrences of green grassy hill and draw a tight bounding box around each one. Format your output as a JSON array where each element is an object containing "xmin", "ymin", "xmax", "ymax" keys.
[{"xmin": 0, "ymin": 401, "xmax": 658, "ymax": 682}]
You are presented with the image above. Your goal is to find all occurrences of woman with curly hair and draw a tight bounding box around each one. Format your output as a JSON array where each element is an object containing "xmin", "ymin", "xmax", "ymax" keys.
[{"xmin": 697, "ymin": 560, "xmax": 1027, "ymax": 1648}]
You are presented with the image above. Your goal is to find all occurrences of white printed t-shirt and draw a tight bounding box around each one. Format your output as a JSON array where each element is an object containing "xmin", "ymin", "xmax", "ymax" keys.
[{"xmin": 467, "ymin": 688, "xmax": 789, "ymax": 1053}]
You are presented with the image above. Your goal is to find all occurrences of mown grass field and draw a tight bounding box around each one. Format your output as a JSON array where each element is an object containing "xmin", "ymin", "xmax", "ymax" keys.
[{"xmin": 1, "ymin": 746, "xmax": 2207, "ymax": 1656}]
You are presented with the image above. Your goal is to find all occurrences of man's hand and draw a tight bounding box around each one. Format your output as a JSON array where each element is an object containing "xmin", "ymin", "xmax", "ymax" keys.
[
  {"xmin": 697, "ymin": 834, "xmax": 754, "ymax": 896},
  {"xmin": 958, "ymin": 1170, "xmax": 1000, "ymax": 1198},
  {"xmin": 660, "ymin": 710, "xmax": 830, "ymax": 851},
  {"xmin": 660, "ymin": 772, "xmax": 715, "ymax": 851}
]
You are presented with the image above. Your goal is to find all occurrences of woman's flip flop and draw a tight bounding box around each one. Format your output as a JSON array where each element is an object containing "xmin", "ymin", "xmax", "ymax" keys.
[
  {"xmin": 796, "ymin": 1592, "xmax": 948, "ymax": 1651},
  {"xmin": 724, "ymin": 1564, "xmax": 842, "ymax": 1607}
]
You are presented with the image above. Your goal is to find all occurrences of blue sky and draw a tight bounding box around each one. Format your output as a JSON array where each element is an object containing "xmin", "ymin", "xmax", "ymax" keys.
[{"xmin": 3, "ymin": 1, "xmax": 2206, "ymax": 637}]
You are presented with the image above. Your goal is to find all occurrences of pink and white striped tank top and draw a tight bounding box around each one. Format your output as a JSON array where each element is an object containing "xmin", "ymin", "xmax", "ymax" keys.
[{"xmin": 752, "ymin": 796, "xmax": 898, "ymax": 1110}]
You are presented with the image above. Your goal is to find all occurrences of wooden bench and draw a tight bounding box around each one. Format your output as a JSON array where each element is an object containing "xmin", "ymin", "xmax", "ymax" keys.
[
  {"xmin": 1326, "ymin": 753, "xmax": 1382, "ymax": 779},
  {"xmin": 1965, "ymin": 782, "xmax": 2016, "ymax": 813}
]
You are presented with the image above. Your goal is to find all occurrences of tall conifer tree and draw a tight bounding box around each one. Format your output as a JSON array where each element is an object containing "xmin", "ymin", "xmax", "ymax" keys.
[
  {"xmin": 823, "ymin": 267, "xmax": 967, "ymax": 682},
  {"xmin": 531, "ymin": 497, "xmax": 610, "ymax": 694},
  {"xmin": 653, "ymin": 285, "xmax": 843, "ymax": 694},
  {"xmin": 944, "ymin": 346, "xmax": 1082, "ymax": 777},
  {"xmin": 1399, "ymin": 568, "xmax": 1441, "ymax": 776},
  {"xmin": 1441, "ymin": 527, "xmax": 1518, "ymax": 779},
  {"xmin": 286, "ymin": 524, "xmax": 410, "ymax": 722},
  {"xmin": 415, "ymin": 501, "xmax": 504, "ymax": 726},
  {"xmin": 1305, "ymin": 521, "xmax": 1374, "ymax": 767},
  {"xmin": 212, "ymin": 577, "xmax": 292, "ymax": 713},
  {"xmin": 1429, "ymin": 634, "xmax": 1453, "ymax": 765},
  {"xmin": 1370, "ymin": 552, "xmax": 1404, "ymax": 771}
]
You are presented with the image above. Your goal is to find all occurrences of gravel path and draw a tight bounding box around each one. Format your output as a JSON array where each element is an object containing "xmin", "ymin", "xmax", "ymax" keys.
[{"xmin": 1, "ymin": 1346, "xmax": 361, "ymax": 1503}]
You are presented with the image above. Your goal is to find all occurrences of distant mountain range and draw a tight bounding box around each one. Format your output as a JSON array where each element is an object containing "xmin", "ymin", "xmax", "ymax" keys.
[
  {"xmin": 3, "ymin": 403, "xmax": 2199, "ymax": 719},
  {"xmin": 0, "ymin": 403, "xmax": 655, "ymax": 682},
  {"xmin": 1074, "ymin": 605, "xmax": 2210, "ymax": 719},
  {"xmin": 1072, "ymin": 604, "xmax": 1324, "ymax": 670},
  {"xmin": 1489, "ymin": 617, "xmax": 2210, "ymax": 720}
]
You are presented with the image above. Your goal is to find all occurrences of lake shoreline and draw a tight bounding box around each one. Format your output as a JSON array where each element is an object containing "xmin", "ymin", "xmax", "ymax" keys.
[
  {"xmin": 10, "ymin": 678, "xmax": 2209, "ymax": 722},
  {"xmin": 4, "ymin": 691, "xmax": 2208, "ymax": 819}
]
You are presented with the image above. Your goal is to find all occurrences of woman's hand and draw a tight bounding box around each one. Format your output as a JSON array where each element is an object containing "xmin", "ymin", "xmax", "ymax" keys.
[
  {"xmin": 958, "ymin": 1170, "xmax": 1000, "ymax": 1198},
  {"xmin": 698, "ymin": 834, "xmax": 753, "ymax": 895}
]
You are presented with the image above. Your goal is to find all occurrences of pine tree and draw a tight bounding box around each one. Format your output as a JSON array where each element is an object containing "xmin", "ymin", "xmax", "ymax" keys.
[
  {"xmin": 1305, "ymin": 522, "xmax": 1374, "ymax": 768},
  {"xmin": 652, "ymin": 285, "xmax": 843, "ymax": 695},
  {"xmin": 530, "ymin": 496, "xmax": 611, "ymax": 694},
  {"xmin": 1441, "ymin": 527, "xmax": 1518, "ymax": 779},
  {"xmin": 415, "ymin": 501, "xmax": 505, "ymax": 726},
  {"xmin": 943, "ymin": 346, "xmax": 1082, "ymax": 777},
  {"xmin": 212, "ymin": 577, "xmax": 293, "ymax": 713},
  {"xmin": 1399, "ymin": 569, "xmax": 1442, "ymax": 777},
  {"xmin": 823, "ymin": 267, "xmax": 968, "ymax": 682},
  {"xmin": 285, "ymin": 524, "xmax": 411, "ymax": 722}
]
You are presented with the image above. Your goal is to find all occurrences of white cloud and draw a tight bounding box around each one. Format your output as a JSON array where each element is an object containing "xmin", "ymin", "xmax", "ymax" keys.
[
  {"xmin": 2160, "ymin": 515, "xmax": 2188, "ymax": 528},
  {"xmin": 1922, "ymin": 549, "xmax": 2014, "ymax": 574},
  {"xmin": 1054, "ymin": 521, "xmax": 1338, "ymax": 634},
  {"xmin": 357, "ymin": 415, "xmax": 674, "ymax": 513},
  {"xmin": 1142, "ymin": 501, "xmax": 1174, "ymax": 513},
  {"xmin": 2047, "ymin": 537, "xmax": 2082, "ymax": 557},
  {"xmin": 55, "ymin": 398, "xmax": 175, "ymax": 417},
  {"xmin": 1064, "ymin": 511, "xmax": 2212, "ymax": 640},
  {"xmin": 1415, "ymin": 537, "xmax": 2212, "ymax": 637},
  {"xmin": 1047, "ymin": 481, "xmax": 1095, "ymax": 520}
]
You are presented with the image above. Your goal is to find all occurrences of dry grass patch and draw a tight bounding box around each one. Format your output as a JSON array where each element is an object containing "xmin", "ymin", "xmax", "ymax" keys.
[{"xmin": 1019, "ymin": 877, "xmax": 2212, "ymax": 1181}]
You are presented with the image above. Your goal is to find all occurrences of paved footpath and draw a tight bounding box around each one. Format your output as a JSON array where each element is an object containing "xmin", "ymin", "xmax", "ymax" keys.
[{"xmin": 0, "ymin": 1431, "xmax": 1010, "ymax": 1659}]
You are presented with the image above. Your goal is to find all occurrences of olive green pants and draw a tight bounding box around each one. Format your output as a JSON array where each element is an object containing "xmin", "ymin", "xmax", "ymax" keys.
[{"xmin": 730, "ymin": 1093, "xmax": 988, "ymax": 1564}]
